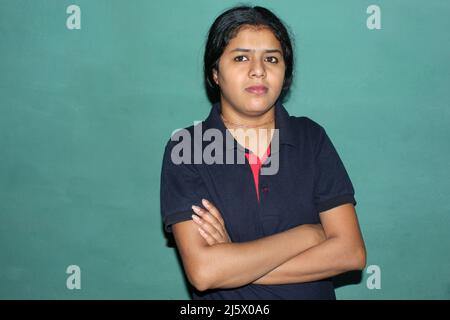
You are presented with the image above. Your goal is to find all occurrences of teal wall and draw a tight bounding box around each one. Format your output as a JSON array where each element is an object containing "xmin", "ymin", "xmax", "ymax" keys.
[{"xmin": 1, "ymin": 0, "xmax": 449, "ymax": 299}]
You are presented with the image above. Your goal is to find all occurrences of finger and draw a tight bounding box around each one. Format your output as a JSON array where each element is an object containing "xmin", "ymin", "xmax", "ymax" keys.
[
  {"xmin": 192, "ymin": 205, "xmax": 225, "ymax": 238},
  {"xmin": 201, "ymin": 199, "xmax": 225, "ymax": 226},
  {"xmin": 199, "ymin": 200, "xmax": 232, "ymax": 243},
  {"xmin": 194, "ymin": 212, "xmax": 231, "ymax": 244},
  {"xmin": 193, "ymin": 213, "xmax": 225, "ymax": 243},
  {"xmin": 198, "ymin": 227, "xmax": 215, "ymax": 246}
]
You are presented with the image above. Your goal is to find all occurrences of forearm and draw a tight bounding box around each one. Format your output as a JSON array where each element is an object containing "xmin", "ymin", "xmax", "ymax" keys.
[
  {"xmin": 202, "ymin": 225, "xmax": 319, "ymax": 290},
  {"xmin": 253, "ymin": 236, "xmax": 365, "ymax": 285}
]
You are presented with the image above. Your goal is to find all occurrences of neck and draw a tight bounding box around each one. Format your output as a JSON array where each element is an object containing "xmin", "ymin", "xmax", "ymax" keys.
[
  {"xmin": 220, "ymin": 105, "xmax": 275, "ymax": 159},
  {"xmin": 220, "ymin": 103, "xmax": 276, "ymax": 131},
  {"xmin": 221, "ymin": 114, "xmax": 275, "ymax": 129}
]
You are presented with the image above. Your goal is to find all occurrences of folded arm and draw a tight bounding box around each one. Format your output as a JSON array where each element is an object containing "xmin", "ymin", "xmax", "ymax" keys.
[
  {"xmin": 253, "ymin": 203, "xmax": 366, "ymax": 285},
  {"xmin": 172, "ymin": 214, "xmax": 324, "ymax": 291}
]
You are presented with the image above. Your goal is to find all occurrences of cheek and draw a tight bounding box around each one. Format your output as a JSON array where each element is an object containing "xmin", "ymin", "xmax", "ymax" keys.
[
  {"xmin": 274, "ymin": 64, "xmax": 286, "ymax": 76},
  {"xmin": 220, "ymin": 68, "xmax": 245, "ymax": 86},
  {"xmin": 273, "ymin": 69, "xmax": 286, "ymax": 86}
]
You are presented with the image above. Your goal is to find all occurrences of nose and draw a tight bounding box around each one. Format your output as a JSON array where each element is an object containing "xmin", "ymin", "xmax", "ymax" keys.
[{"xmin": 249, "ymin": 58, "xmax": 266, "ymax": 78}]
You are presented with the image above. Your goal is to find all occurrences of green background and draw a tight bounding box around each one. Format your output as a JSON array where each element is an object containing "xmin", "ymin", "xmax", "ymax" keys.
[{"xmin": 1, "ymin": 0, "xmax": 449, "ymax": 299}]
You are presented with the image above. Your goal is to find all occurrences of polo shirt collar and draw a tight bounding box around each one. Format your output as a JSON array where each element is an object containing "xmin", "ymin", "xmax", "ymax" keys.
[{"xmin": 203, "ymin": 100, "xmax": 297, "ymax": 149}]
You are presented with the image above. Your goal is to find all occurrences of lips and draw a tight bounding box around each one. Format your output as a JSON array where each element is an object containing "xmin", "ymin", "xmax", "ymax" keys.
[{"xmin": 245, "ymin": 85, "xmax": 268, "ymax": 95}]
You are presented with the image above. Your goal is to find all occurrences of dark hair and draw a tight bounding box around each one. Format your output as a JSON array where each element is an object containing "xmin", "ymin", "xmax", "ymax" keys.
[{"xmin": 203, "ymin": 5, "xmax": 295, "ymax": 104}]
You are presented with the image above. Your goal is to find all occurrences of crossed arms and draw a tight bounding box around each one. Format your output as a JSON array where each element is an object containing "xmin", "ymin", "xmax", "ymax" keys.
[{"xmin": 172, "ymin": 200, "xmax": 366, "ymax": 292}]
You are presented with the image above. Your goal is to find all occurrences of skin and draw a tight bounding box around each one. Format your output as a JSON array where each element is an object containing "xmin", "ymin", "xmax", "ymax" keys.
[
  {"xmin": 192, "ymin": 200, "xmax": 366, "ymax": 286},
  {"xmin": 212, "ymin": 25, "xmax": 284, "ymax": 159},
  {"xmin": 172, "ymin": 25, "xmax": 366, "ymax": 291}
]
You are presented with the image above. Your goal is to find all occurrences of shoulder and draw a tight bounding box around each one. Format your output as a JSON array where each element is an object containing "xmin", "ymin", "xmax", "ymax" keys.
[
  {"xmin": 291, "ymin": 115, "xmax": 324, "ymax": 130},
  {"xmin": 288, "ymin": 115, "xmax": 327, "ymax": 141},
  {"xmin": 162, "ymin": 122, "xmax": 203, "ymax": 154},
  {"xmin": 161, "ymin": 122, "xmax": 206, "ymax": 172}
]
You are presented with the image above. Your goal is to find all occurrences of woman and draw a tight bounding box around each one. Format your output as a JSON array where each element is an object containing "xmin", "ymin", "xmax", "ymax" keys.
[{"xmin": 160, "ymin": 5, "xmax": 366, "ymax": 300}]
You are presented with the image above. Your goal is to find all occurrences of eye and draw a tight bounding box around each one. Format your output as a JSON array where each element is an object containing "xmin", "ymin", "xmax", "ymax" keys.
[
  {"xmin": 265, "ymin": 56, "xmax": 279, "ymax": 63},
  {"xmin": 234, "ymin": 56, "xmax": 249, "ymax": 62}
]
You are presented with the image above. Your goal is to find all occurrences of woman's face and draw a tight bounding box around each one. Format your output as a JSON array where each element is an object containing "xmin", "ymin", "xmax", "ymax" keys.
[{"xmin": 213, "ymin": 25, "xmax": 286, "ymax": 117}]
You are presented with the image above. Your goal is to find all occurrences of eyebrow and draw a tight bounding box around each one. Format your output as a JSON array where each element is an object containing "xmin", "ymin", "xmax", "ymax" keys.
[{"xmin": 229, "ymin": 48, "xmax": 283, "ymax": 54}]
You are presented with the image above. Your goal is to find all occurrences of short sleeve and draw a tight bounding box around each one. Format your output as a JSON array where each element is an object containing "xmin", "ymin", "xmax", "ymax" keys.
[
  {"xmin": 160, "ymin": 140, "xmax": 211, "ymax": 233},
  {"xmin": 313, "ymin": 125, "xmax": 357, "ymax": 213}
]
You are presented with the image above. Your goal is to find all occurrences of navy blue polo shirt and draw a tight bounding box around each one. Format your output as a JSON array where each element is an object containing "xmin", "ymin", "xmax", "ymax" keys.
[{"xmin": 160, "ymin": 100, "xmax": 357, "ymax": 300}]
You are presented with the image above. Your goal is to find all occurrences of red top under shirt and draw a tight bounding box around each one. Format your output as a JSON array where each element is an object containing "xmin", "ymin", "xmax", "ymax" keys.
[{"xmin": 244, "ymin": 144, "xmax": 271, "ymax": 202}]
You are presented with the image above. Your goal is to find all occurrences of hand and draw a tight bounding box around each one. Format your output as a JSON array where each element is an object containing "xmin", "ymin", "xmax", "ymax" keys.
[{"xmin": 191, "ymin": 199, "xmax": 232, "ymax": 245}]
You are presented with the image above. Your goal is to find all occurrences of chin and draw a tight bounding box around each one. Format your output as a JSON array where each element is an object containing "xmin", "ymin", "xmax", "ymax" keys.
[{"xmin": 245, "ymin": 100, "xmax": 274, "ymax": 115}]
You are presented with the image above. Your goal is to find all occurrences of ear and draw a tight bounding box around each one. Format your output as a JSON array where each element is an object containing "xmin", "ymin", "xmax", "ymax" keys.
[{"xmin": 212, "ymin": 69, "xmax": 219, "ymax": 85}]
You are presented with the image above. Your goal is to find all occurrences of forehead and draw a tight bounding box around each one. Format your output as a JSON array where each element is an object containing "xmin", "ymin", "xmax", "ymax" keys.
[{"xmin": 225, "ymin": 26, "xmax": 282, "ymax": 51}]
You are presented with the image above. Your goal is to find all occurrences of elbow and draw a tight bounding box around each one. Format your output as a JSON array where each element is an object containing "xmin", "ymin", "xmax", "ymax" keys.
[
  {"xmin": 190, "ymin": 266, "xmax": 226, "ymax": 292},
  {"xmin": 333, "ymin": 236, "xmax": 367, "ymax": 272},
  {"xmin": 350, "ymin": 245, "xmax": 367, "ymax": 271},
  {"xmin": 191, "ymin": 273, "xmax": 210, "ymax": 292},
  {"xmin": 184, "ymin": 245, "xmax": 226, "ymax": 292},
  {"xmin": 183, "ymin": 244, "xmax": 232, "ymax": 291},
  {"xmin": 186, "ymin": 264, "xmax": 212, "ymax": 292}
]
